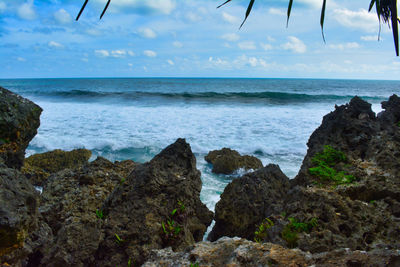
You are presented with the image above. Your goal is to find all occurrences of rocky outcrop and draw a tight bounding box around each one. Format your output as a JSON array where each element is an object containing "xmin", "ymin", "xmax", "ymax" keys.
[
  {"xmin": 95, "ymin": 139, "xmax": 213, "ymax": 266},
  {"xmin": 208, "ymin": 164, "xmax": 289, "ymax": 242},
  {"xmin": 143, "ymin": 237, "xmax": 400, "ymax": 267},
  {"xmin": 209, "ymin": 95, "xmax": 400, "ymax": 255},
  {"xmin": 30, "ymin": 157, "xmax": 136, "ymax": 266},
  {"xmin": 0, "ymin": 87, "xmax": 42, "ymax": 169},
  {"xmin": 205, "ymin": 148, "xmax": 263, "ymax": 174},
  {"xmin": 22, "ymin": 148, "xmax": 92, "ymax": 185},
  {"xmin": 0, "ymin": 167, "xmax": 39, "ymax": 265}
]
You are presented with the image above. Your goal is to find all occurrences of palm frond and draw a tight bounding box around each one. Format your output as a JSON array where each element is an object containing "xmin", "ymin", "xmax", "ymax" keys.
[
  {"xmin": 76, "ymin": 0, "xmax": 111, "ymax": 21},
  {"xmin": 76, "ymin": 0, "xmax": 88, "ymax": 21}
]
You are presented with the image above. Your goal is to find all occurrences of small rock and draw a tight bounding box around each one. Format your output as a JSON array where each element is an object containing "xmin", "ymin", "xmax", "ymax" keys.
[{"xmin": 205, "ymin": 148, "xmax": 263, "ymax": 174}]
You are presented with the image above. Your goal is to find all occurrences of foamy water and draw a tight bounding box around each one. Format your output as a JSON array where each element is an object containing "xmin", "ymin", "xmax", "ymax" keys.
[{"xmin": 0, "ymin": 78, "xmax": 396, "ymax": 212}]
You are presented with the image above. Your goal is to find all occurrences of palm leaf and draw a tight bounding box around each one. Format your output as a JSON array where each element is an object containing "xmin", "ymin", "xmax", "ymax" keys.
[
  {"xmin": 100, "ymin": 0, "xmax": 111, "ymax": 20},
  {"xmin": 390, "ymin": 0, "xmax": 399, "ymax": 56},
  {"xmin": 217, "ymin": 0, "xmax": 233, "ymax": 9},
  {"xmin": 76, "ymin": 0, "xmax": 89, "ymax": 21},
  {"xmin": 369, "ymin": 0, "xmax": 376, "ymax": 11},
  {"xmin": 240, "ymin": 0, "xmax": 255, "ymax": 29},
  {"xmin": 287, "ymin": 0, "xmax": 294, "ymax": 28},
  {"xmin": 320, "ymin": 0, "xmax": 327, "ymax": 43}
]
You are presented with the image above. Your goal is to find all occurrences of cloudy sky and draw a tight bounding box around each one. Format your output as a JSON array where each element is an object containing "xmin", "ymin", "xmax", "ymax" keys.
[{"xmin": 0, "ymin": 0, "xmax": 399, "ymax": 79}]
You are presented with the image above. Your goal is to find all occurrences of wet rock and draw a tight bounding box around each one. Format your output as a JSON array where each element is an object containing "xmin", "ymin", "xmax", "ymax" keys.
[
  {"xmin": 22, "ymin": 148, "xmax": 92, "ymax": 185},
  {"xmin": 95, "ymin": 138, "xmax": 213, "ymax": 266},
  {"xmin": 205, "ymin": 148, "xmax": 263, "ymax": 174},
  {"xmin": 0, "ymin": 87, "xmax": 42, "ymax": 169},
  {"xmin": 208, "ymin": 164, "xmax": 289, "ymax": 242},
  {"xmin": 33, "ymin": 156, "xmax": 137, "ymax": 267},
  {"xmin": 0, "ymin": 167, "xmax": 39, "ymax": 264}
]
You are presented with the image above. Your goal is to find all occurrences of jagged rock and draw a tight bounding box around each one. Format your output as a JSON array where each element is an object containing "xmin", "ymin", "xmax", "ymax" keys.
[
  {"xmin": 95, "ymin": 139, "xmax": 213, "ymax": 266},
  {"xmin": 0, "ymin": 167, "xmax": 39, "ymax": 265},
  {"xmin": 31, "ymin": 156, "xmax": 137, "ymax": 267},
  {"xmin": 22, "ymin": 148, "xmax": 92, "ymax": 185},
  {"xmin": 281, "ymin": 186, "xmax": 400, "ymax": 253},
  {"xmin": 205, "ymin": 148, "xmax": 263, "ymax": 174},
  {"xmin": 0, "ymin": 87, "xmax": 42, "ymax": 169},
  {"xmin": 143, "ymin": 237, "xmax": 309, "ymax": 267},
  {"xmin": 208, "ymin": 164, "xmax": 290, "ymax": 242},
  {"xmin": 143, "ymin": 237, "xmax": 400, "ymax": 267},
  {"xmin": 209, "ymin": 96, "xmax": 400, "ymax": 254}
]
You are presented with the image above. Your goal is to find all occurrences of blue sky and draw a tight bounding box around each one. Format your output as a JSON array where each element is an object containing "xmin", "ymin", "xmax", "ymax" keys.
[{"xmin": 0, "ymin": 0, "xmax": 399, "ymax": 79}]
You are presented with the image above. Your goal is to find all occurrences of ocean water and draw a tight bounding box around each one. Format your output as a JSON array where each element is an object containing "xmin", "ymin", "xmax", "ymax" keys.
[{"xmin": 1, "ymin": 78, "xmax": 399, "ymax": 213}]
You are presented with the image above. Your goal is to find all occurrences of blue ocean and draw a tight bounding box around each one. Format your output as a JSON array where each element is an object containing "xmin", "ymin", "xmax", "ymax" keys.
[{"xmin": 1, "ymin": 78, "xmax": 399, "ymax": 212}]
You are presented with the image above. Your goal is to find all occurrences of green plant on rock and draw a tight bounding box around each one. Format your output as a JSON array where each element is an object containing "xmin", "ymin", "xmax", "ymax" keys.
[
  {"xmin": 96, "ymin": 209, "xmax": 104, "ymax": 219},
  {"xmin": 162, "ymin": 219, "xmax": 182, "ymax": 238},
  {"xmin": 161, "ymin": 201, "xmax": 187, "ymax": 244},
  {"xmin": 127, "ymin": 257, "xmax": 134, "ymax": 267},
  {"xmin": 115, "ymin": 233, "xmax": 123, "ymax": 245},
  {"xmin": 281, "ymin": 217, "xmax": 318, "ymax": 248},
  {"xmin": 190, "ymin": 263, "xmax": 200, "ymax": 267},
  {"xmin": 0, "ymin": 138, "xmax": 10, "ymax": 144},
  {"xmin": 309, "ymin": 145, "xmax": 356, "ymax": 186},
  {"xmin": 254, "ymin": 218, "xmax": 274, "ymax": 243}
]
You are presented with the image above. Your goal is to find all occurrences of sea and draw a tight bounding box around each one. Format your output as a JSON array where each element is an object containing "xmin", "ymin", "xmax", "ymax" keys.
[{"xmin": 1, "ymin": 78, "xmax": 399, "ymax": 213}]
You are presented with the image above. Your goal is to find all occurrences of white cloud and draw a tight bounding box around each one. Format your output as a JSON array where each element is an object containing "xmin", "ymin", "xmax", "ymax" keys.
[
  {"xmin": 185, "ymin": 11, "xmax": 202, "ymax": 22},
  {"xmin": 81, "ymin": 58, "xmax": 89, "ymax": 62},
  {"xmin": 173, "ymin": 41, "xmax": 183, "ymax": 48},
  {"xmin": 17, "ymin": 0, "xmax": 36, "ymax": 20},
  {"xmin": 54, "ymin": 9, "xmax": 71, "ymax": 24},
  {"xmin": 111, "ymin": 50, "xmax": 126, "ymax": 58},
  {"xmin": 17, "ymin": 57, "xmax": 26, "ymax": 62},
  {"xmin": 260, "ymin": 43, "xmax": 273, "ymax": 51},
  {"xmin": 268, "ymin": 8, "xmax": 285, "ymax": 16},
  {"xmin": 238, "ymin": 41, "xmax": 256, "ymax": 50},
  {"xmin": 221, "ymin": 33, "xmax": 240, "ymax": 42},
  {"xmin": 167, "ymin": 59, "xmax": 174, "ymax": 65},
  {"xmin": 0, "ymin": 2, "xmax": 6, "ymax": 13},
  {"xmin": 222, "ymin": 12, "xmax": 239, "ymax": 24},
  {"xmin": 128, "ymin": 63, "xmax": 133, "ymax": 67},
  {"xmin": 127, "ymin": 51, "xmax": 135, "ymax": 56},
  {"xmin": 282, "ymin": 36, "xmax": 307, "ymax": 53},
  {"xmin": 138, "ymin": 28, "xmax": 157, "ymax": 39},
  {"xmin": 361, "ymin": 35, "xmax": 379, "ymax": 41},
  {"xmin": 48, "ymin": 41, "xmax": 64, "ymax": 49},
  {"xmin": 328, "ymin": 42, "xmax": 360, "ymax": 50},
  {"xmin": 144, "ymin": 50, "xmax": 157, "ymax": 57},
  {"xmin": 333, "ymin": 8, "xmax": 378, "ymax": 33},
  {"xmin": 95, "ymin": 50, "xmax": 110, "ymax": 57}
]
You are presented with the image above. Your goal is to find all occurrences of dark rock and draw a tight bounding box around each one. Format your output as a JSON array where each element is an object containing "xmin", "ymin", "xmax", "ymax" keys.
[
  {"xmin": 208, "ymin": 164, "xmax": 289, "ymax": 242},
  {"xmin": 379, "ymin": 94, "xmax": 400, "ymax": 127},
  {"xmin": 0, "ymin": 87, "xmax": 42, "ymax": 169},
  {"xmin": 22, "ymin": 148, "xmax": 92, "ymax": 185},
  {"xmin": 0, "ymin": 167, "xmax": 39, "ymax": 264},
  {"xmin": 209, "ymin": 96, "xmax": 400, "ymax": 255},
  {"xmin": 205, "ymin": 148, "xmax": 263, "ymax": 174},
  {"xmin": 32, "ymin": 156, "xmax": 137, "ymax": 266},
  {"xmin": 95, "ymin": 139, "xmax": 213, "ymax": 266}
]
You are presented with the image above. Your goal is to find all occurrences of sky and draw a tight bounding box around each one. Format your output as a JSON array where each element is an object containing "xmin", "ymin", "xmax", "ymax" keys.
[{"xmin": 0, "ymin": 0, "xmax": 399, "ymax": 79}]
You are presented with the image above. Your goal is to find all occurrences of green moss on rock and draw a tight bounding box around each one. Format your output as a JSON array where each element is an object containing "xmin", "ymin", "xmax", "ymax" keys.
[{"xmin": 22, "ymin": 149, "xmax": 91, "ymax": 185}]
